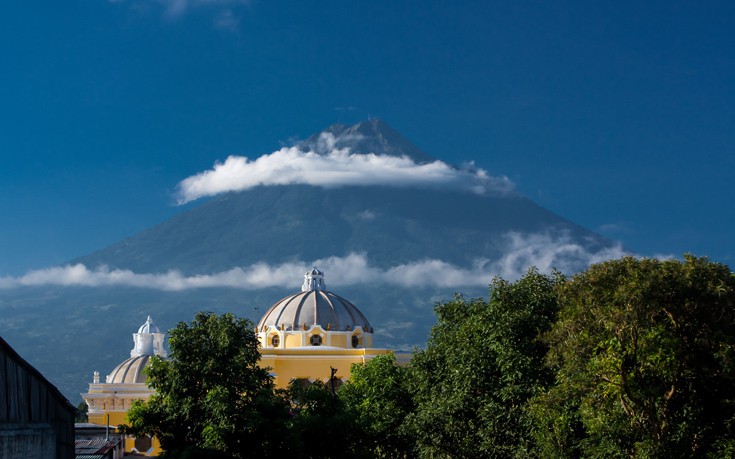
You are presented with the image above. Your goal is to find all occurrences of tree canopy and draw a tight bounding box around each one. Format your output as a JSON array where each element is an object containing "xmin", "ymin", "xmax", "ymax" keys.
[
  {"xmin": 407, "ymin": 269, "xmax": 562, "ymax": 458},
  {"xmin": 287, "ymin": 378, "xmax": 367, "ymax": 459},
  {"xmin": 340, "ymin": 353, "xmax": 415, "ymax": 458},
  {"xmin": 121, "ymin": 311, "xmax": 292, "ymax": 458},
  {"xmin": 117, "ymin": 256, "xmax": 735, "ymax": 459},
  {"xmin": 531, "ymin": 255, "xmax": 735, "ymax": 458}
]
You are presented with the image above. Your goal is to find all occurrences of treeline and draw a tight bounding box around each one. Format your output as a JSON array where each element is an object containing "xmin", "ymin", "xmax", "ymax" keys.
[{"xmin": 122, "ymin": 255, "xmax": 735, "ymax": 458}]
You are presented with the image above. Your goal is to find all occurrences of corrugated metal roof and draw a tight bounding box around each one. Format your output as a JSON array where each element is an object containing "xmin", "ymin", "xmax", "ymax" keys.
[{"xmin": 75, "ymin": 438, "xmax": 118, "ymax": 455}]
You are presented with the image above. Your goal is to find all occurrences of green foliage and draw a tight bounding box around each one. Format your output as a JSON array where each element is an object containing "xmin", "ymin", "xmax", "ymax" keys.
[
  {"xmin": 115, "ymin": 256, "xmax": 735, "ymax": 459},
  {"xmin": 120, "ymin": 311, "xmax": 292, "ymax": 458},
  {"xmin": 531, "ymin": 255, "xmax": 735, "ymax": 458},
  {"xmin": 75, "ymin": 401, "xmax": 89, "ymax": 422},
  {"xmin": 407, "ymin": 269, "xmax": 562, "ymax": 458},
  {"xmin": 340, "ymin": 354, "xmax": 416, "ymax": 458},
  {"xmin": 287, "ymin": 379, "xmax": 368, "ymax": 459}
]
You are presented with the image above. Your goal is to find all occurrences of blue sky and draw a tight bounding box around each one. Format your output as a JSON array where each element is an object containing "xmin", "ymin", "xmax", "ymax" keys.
[{"xmin": 0, "ymin": 0, "xmax": 733, "ymax": 276}]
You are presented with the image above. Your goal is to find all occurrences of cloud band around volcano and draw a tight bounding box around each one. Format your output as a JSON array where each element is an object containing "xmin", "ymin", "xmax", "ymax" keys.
[
  {"xmin": 0, "ymin": 232, "xmax": 627, "ymax": 291},
  {"xmin": 175, "ymin": 134, "xmax": 514, "ymax": 204}
]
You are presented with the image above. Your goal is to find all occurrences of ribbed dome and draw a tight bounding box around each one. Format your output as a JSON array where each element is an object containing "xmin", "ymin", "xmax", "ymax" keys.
[
  {"xmin": 107, "ymin": 355, "xmax": 151, "ymax": 384},
  {"xmin": 258, "ymin": 289, "xmax": 372, "ymax": 332}
]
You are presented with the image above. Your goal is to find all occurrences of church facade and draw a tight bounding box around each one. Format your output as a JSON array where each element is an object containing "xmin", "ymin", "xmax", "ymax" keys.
[
  {"xmin": 82, "ymin": 315, "xmax": 166, "ymax": 455},
  {"xmin": 257, "ymin": 267, "xmax": 409, "ymax": 389},
  {"xmin": 82, "ymin": 267, "xmax": 408, "ymax": 456}
]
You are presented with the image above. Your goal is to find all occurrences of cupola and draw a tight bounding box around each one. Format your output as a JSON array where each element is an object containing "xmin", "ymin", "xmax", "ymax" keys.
[
  {"xmin": 256, "ymin": 268, "xmax": 373, "ymax": 349},
  {"xmin": 106, "ymin": 316, "xmax": 167, "ymax": 384},
  {"xmin": 258, "ymin": 267, "xmax": 371, "ymax": 332}
]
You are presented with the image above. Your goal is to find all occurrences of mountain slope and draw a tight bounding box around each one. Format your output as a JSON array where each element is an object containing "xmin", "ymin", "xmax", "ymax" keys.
[
  {"xmin": 1, "ymin": 120, "xmax": 619, "ymax": 402},
  {"xmin": 73, "ymin": 185, "xmax": 607, "ymax": 275},
  {"xmin": 74, "ymin": 119, "xmax": 609, "ymax": 274}
]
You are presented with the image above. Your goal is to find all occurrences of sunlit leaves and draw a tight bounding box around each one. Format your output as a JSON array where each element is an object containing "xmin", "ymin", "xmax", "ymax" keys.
[
  {"xmin": 408, "ymin": 269, "xmax": 562, "ymax": 458},
  {"xmin": 533, "ymin": 256, "xmax": 735, "ymax": 458}
]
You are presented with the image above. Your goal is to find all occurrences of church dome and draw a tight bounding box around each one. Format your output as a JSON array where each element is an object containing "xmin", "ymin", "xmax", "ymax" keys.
[
  {"xmin": 257, "ymin": 268, "xmax": 372, "ymax": 332},
  {"xmin": 104, "ymin": 316, "xmax": 167, "ymax": 385},
  {"xmin": 107, "ymin": 355, "xmax": 151, "ymax": 384}
]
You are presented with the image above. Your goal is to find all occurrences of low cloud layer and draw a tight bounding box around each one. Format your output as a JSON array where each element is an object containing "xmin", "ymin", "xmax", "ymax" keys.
[
  {"xmin": 175, "ymin": 133, "xmax": 514, "ymax": 204},
  {"xmin": 0, "ymin": 232, "xmax": 627, "ymax": 291}
]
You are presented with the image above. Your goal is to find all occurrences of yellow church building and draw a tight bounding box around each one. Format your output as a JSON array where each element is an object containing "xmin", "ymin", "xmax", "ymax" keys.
[
  {"xmin": 82, "ymin": 267, "xmax": 408, "ymax": 456},
  {"xmin": 256, "ymin": 267, "xmax": 408, "ymax": 389},
  {"xmin": 82, "ymin": 315, "xmax": 166, "ymax": 455}
]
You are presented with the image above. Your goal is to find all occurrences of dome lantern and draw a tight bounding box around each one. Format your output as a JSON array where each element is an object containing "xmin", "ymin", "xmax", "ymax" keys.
[
  {"xmin": 301, "ymin": 266, "xmax": 326, "ymax": 292},
  {"xmin": 131, "ymin": 315, "xmax": 167, "ymax": 358},
  {"xmin": 105, "ymin": 316, "xmax": 168, "ymax": 384}
]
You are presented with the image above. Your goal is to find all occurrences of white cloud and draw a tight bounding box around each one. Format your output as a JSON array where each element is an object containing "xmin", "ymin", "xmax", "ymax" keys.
[
  {"xmin": 111, "ymin": 0, "xmax": 249, "ymax": 23},
  {"xmin": 0, "ymin": 232, "xmax": 627, "ymax": 291},
  {"xmin": 214, "ymin": 9, "xmax": 240, "ymax": 31},
  {"xmin": 492, "ymin": 231, "xmax": 628, "ymax": 279},
  {"xmin": 175, "ymin": 133, "xmax": 514, "ymax": 204},
  {"xmin": 356, "ymin": 210, "xmax": 376, "ymax": 221},
  {"xmin": 161, "ymin": 0, "xmax": 250, "ymax": 16}
]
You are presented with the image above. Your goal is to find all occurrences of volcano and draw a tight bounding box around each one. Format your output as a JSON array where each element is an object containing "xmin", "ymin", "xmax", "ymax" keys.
[{"xmin": 0, "ymin": 119, "xmax": 621, "ymax": 401}]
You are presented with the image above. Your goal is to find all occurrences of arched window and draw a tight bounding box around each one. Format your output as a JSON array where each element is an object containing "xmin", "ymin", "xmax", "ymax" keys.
[
  {"xmin": 271, "ymin": 335, "xmax": 280, "ymax": 347},
  {"xmin": 351, "ymin": 335, "xmax": 359, "ymax": 348}
]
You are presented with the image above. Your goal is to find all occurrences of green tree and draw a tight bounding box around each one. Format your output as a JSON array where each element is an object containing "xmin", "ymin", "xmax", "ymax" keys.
[
  {"xmin": 408, "ymin": 269, "xmax": 562, "ymax": 458},
  {"xmin": 75, "ymin": 400, "xmax": 89, "ymax": 422},
  {"xmin": 531, "ymin": 256, "xmax": 735, "ymax": 458},
  {"xmin": 287, "ymin": 378, "xmax": 368, "ymax": 459},
  {"xmin": 339, "ymin": 353, "xmax": 416, "ymax": 458},
  {"xmin": 120, "ymin": 311, "xmax": 292, "ymax": 458}
]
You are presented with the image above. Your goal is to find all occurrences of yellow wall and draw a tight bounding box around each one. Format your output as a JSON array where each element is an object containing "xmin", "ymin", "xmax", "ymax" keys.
[
  {"xmin": 330, "ymin": 334, "xmax": 348, "ymax": 348},
  {"xmin": 84, "ymin": 384, "xmax": 162, "ymax": 457},
  {"xmin": 88, "ymin": 409, "xmax": 162, "ymax": 456},
  {"xmin": 88, "ymin": 410, "xmax": 125, "ymax": 426},
  {"xmin": 87, "ymin": 410, "xmax": 157, "ymax": 454},
  {"xmin": 259, "ymin": 347, "xmax": 396, "ymax": 388},
  {"xmin": 284, "ymin": 334, "xmax": 303, "ymax": 348}
]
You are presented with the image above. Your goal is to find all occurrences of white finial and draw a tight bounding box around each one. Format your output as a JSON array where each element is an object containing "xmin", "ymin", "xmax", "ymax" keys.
[
  {"xmin": 301, "ymin": 266, "xmax": 326, "ymax": 292},
  {"xmin": 93, "ymin": 371, "xmax": 100, "ymax": 384}
]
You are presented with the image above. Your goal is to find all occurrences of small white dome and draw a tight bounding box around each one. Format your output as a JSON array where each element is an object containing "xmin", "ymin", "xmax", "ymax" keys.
[
  {"xmin": 138, "ymin": 315, "xmax": 160, "ymax": 334},
  {"xmin": 131, "ymin": 315, "xmax": 168, "ymax": 358}
]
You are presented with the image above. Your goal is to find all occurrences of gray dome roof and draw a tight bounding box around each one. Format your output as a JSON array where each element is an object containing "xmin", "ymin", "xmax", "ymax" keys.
[
  {"xmin": 107, "ymin": 355, "xmax": 151, "ymax": 384},
  {"xmin": 257, "ymin": 289, "xmax": 372, "ymax": 332}
]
